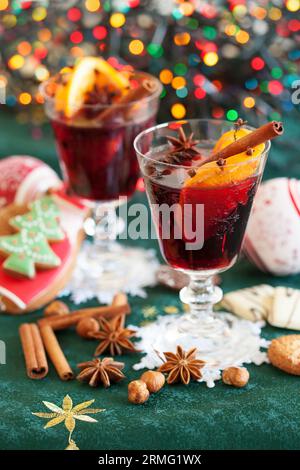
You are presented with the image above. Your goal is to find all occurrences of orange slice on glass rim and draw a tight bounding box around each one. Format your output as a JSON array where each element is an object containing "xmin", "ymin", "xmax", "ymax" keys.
[
  {"xmin": 185, "ymin": 128, "xmax": 265, "ymax": 188},
  {"xmin": 55, "ymin": 57, "xmax": 130, "ymax": 118}
]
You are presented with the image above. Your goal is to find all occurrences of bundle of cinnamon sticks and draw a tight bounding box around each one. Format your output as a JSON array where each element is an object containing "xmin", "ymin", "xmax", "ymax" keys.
[{"xmin": 19, "ymin": 293, "xmax": 130, "ymax": 381}]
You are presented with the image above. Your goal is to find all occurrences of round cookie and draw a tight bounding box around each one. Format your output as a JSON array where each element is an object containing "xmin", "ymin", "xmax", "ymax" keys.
[{"xmin": 268, "ymin": 335, "xmax": 300, "ymax": 375}]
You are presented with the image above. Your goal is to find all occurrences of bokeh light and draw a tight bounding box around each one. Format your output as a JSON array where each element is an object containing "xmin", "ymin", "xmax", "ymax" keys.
[
  {"xmin": 67, "ymin": 8, "xmax": 82, "ymax": 22},
  {"xmin": 251, "ymin": 57, "xmax": 265, "ymax": 70},
  {"xmin": 171, "ymin": 103, "xmax": 186, "ymax": 119},
  {"xmin": 70, "ymin": 46, "xmax": 84, "ymax": 58},
  {"xmin": 212, "ymin": 107, "xmax": 224, "ymax": 119},
  {"xmin": 0, "ymin": 0, "xmax": 297, "ymax": 125},
  {"xmin": 268, "ymin": 80, "xmax": 284, "ymax": 95},
  {"xmin": 174, "ymin": 63, "xmax": 187, "ymax": 76},
  {"xmin": 32, "ymin": 7, "xmax": 47, "ymax": 22},
  {"xmin": 176, "ymin": 87, "xmax": 188, "ymax": 98},
  {"xmin": 8, "ymin": 54, "xmax": 24, "ymax": 70},
  {"xmin": 268, "ymin": 7, "xmax": 282, "ymax": 20},
  {"xmin": 110, "ymin": 13, "xmax": 126, "ymax": 28},
  {"xmin": 193, "ymin": 74, "xmax": 205, "ymax": 86},
  {"xmin": 0, "ymin": 0, "xmax": 9, "ymax": 11},
  {"xmin": 70, "ymin": 31, "xmax": 83, "ymax": 44},
  {"xmin": 236, "ymin": 30, "xmax": 250, "ymax": 44},
  {"xmin": 17, "ymin": 41, "xmax": 32, "ymax": 56},
  {"xmin": 174, "ymin": 32, "xmax": 191, "ymax": 46},
  {"xmin": 159, "ymin": 69, "xmax": 173, "ymax": 85},
  {"xmin": 85, "ymin": 0, "xmax": 101, "ymax": 12},
  {"xmin": 3, "ymin": 14, "xmax": 17, "ymax": 28},
  {"xmin": 203, "ymin": 52, "xmax": 219, "ymax": 66},
  {"xmin": 129, "ymin": 40, "xmax": 144, "ymax": 55},
  {"xmin": 225, "ymin": 24, "xmax": 238, "ymax": 36},
  {"xmin": 233, "ymin": 4, "xmax": 247, "ymax": 17},
  {"xmin": 38, "ymin": 28, "xmax": 52, "ymax": 42},
  {"xmin": 243, "ymin": 96, "xmax": 256, "ymax": 108},
  {"xmin": 19, "ymin": 92, "xmax": 32, "ymax": 105},
  {"xmin": 93, "ymin": 26, "xmax": 107, "ymax": 40},
  {"xmin": 194, "ymin": 88, "xmax": 206, "ymax": 99},
  {"xmin": 286, "ymin": 0, "xmax": 300, "ymax": 12},
  {"xmin": 172, "ymin": 76, "xmax": 186, "ymax": 89},
  {"xmin": 35, "ymin": 66, "xmax": 49, "ymax": 82},
  {"xmin": 147, "ymin": 43, "xmax": 164, "ymax": 58},
  {"xmin": 179, "ymin": 2, "xmax": 195, "ymax": 16},
  {"xmin": 227, "ymin": 109, "xmax": 239, "ymax": 121}
]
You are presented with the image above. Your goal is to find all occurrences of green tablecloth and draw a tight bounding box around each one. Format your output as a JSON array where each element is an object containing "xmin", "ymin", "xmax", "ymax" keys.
[{"xmin": 0, "ymin": 111, "xmax": 299, "ymax": 450}]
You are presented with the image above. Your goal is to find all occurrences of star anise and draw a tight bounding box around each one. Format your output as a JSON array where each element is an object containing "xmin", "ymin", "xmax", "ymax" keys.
[
  {"xmin": 77, "ymin": 357, "xmax": 125, "ymax": 388},
  {"xmin": 91, "ymin": 314, "xmax": 138, "ymax": 356},
  {"xmin": 165, "ymin": 126, "xmax": 202, "ymax": 162},
  {"xmin": 158, "ymin": 345, "xmax": 205, "ymax": 385},
  {"xmin": 85, "ymin": 83, "xmax": 120, "ymax": 106}
]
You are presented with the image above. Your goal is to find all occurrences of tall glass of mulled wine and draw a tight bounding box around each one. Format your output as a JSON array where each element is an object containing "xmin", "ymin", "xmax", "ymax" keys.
[
  {"xmin": 41, "ymin": 57, "xmax": 161, "ymax": 260},
  {"xmin": 134, "ymin": 119, "xmax": 271, "ymax": 321}
]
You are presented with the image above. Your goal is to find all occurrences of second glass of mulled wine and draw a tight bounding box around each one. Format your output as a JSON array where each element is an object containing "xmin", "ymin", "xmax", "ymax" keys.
[
  {"xmin": 41, "ymin": 57, "xmax": 161, "ymax": 242},
  {"xmin": 134, "ymin": 119, "xmax": 270, "ymax": 316}
]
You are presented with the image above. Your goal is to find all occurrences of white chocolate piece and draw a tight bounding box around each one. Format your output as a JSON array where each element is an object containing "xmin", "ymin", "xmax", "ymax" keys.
[
  {"xmin": 268, "ymin": 287, "xmax": 300, "ymax": 330},
  {"xmin": 220, "ymin": 284, "xmax": 274, "ymax": 321}
]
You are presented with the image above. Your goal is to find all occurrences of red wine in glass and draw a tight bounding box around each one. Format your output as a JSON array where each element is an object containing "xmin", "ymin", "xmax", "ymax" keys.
[
  {"xmin": 52, "ymin": 116, "xmax": 155, "ymax": 201},
  {"xmin": 144, "ymin": 165, "xmax": 259, "ymax": 271}
]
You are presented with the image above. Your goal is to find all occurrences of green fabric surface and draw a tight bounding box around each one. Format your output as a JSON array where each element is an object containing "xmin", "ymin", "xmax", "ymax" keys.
[{"xmin": 0, "ymin": 111, "xmax": 300, "ymax": 450}]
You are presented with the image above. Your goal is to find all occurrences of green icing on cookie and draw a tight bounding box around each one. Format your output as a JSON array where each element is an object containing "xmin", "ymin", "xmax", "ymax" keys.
[
  {"xmin": 10, "ymin": 196, "xmax": 64, "ymax": 242},
  {"xmin": 0, "ymin": 230, "xmax": 61, "ymax": 279}
]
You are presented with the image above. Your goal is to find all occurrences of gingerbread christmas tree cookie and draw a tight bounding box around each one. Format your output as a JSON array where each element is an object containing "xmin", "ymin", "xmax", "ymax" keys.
[
  {"xmin": 0, "ymin": 230, "xmax": 61, "ymax": 279},
  {"xmin": 10, "ymin": 195, "xmax": 64, "ymax": 242}
]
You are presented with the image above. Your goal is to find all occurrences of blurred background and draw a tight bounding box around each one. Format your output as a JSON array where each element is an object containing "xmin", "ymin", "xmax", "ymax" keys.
[{"xmin": 0, "ymin": 0, "xmax": 299, "ymax": 176}]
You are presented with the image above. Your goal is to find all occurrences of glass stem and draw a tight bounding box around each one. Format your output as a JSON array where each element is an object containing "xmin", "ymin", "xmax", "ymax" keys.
[
  {"xmin": 84, "ymin": 202, "xmax": 122, "ymax": 247},
  {"xmin": 179, "ymin": 273, "xmax": 223, "ymax": 316}
]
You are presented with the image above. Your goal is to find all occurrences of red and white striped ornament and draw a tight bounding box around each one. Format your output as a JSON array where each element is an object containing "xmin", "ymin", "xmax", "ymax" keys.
[
  {"xmin": 244, "ymin": 178, "xmax": 300, "ymax": 276},
  {"xmin": 0, "ymin": 156, "xmax": 62, "ymax": 208}
]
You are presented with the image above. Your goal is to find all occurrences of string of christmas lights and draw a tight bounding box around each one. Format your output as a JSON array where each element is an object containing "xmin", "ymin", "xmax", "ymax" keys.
[{"xmin": 0, "ymin": 0, "xmax": 299, "ymax": 136}]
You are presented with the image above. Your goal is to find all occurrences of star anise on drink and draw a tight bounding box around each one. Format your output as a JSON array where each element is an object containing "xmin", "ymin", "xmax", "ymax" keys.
[
  {"xmin": 77, "ymin": 357, "xmax": 125, "ymax": 388},
  {"xmin": 90, "ymin": 314, "xmax": 138, "ymax": 356},
  {"xmin": 165, "ymin": 126, "xmax": 202, "ymax": 161},
  {"xmin": 158, "ymin": 345, "xmax": 205, "ymax": 385}
]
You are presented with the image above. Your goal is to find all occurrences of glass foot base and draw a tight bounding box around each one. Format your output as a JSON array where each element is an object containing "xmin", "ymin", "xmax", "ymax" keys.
[
  {"xmin": 60, "ymin": 240, "xmax": 160, "ymax": 304},
  {"xmin": 132, "ymin": 311, "xmax": 269, "ymax": 388}
]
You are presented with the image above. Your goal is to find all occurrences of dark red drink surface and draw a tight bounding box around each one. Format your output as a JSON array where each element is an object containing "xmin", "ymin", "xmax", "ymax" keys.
[
  {"xmin": 144, "ymin": 164, "xmax": 260, "ymax": 271},
  {"xmin": 52, "ymin": 116, "xmax": 155, "ymax": 201}
]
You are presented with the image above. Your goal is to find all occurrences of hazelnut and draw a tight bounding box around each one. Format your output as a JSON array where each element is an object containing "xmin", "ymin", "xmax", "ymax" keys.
[
  {"xmin": 76, "ymin": 317, "xmax": 99, "ymax": 339},
  {"xmin": 128, "ymin": 380, "xmax": 149, "ymax": 404},
  {"xmin": 222, "ymin": 366, "xmax": 249, "ymax": 388},
  {"xmin": 140, "ymin": 370, "xmax": 165, "ymax": 393},
  {"xmin": 44, "ymin": 300, "xmax": 70, "ymax": 317}
]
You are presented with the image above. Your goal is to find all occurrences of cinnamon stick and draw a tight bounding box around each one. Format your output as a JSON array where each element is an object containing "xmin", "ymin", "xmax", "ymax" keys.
[
  {"xmin": 96, "ymin": 78, "xmax": 159, "ymax": 123},
  {"xmin": 40, "ymin": 324, "xmax": 74, "ymax": 381},
  {"xmin": 38, "ymin": 303, "xmax": 130, "ymax": 331},
  {"xmin": 199, "ymin": 121, "xmax": 283, "ymax": 167},
  {"xmin": 19, "ymin": 323, "xmax": 48, "ymax": 380}
]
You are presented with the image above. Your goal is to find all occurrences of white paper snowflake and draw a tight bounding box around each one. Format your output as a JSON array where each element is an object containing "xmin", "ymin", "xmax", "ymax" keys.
[
  {"xmin": 132, "ymin": 312, "xmax": 269, "ymax": 388},
  {"xmin": 60, "ymin": 240, "xmax": 160, "ymax": 304}
]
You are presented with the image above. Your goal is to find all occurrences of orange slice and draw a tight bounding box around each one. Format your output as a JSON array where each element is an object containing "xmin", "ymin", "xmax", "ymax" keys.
[
  {"xmin": 185, "ymin": 128, "xmax": 265, "ymax": 188},
  {"xmin": 56, "ymin": 57, "xmax": 130, "ymax": 118}
]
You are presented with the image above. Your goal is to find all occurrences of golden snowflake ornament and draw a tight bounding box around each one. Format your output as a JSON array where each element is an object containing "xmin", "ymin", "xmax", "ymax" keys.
[{"xmin": 32, "ymin": 394, "xmax": 105, "ymax": 450}]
